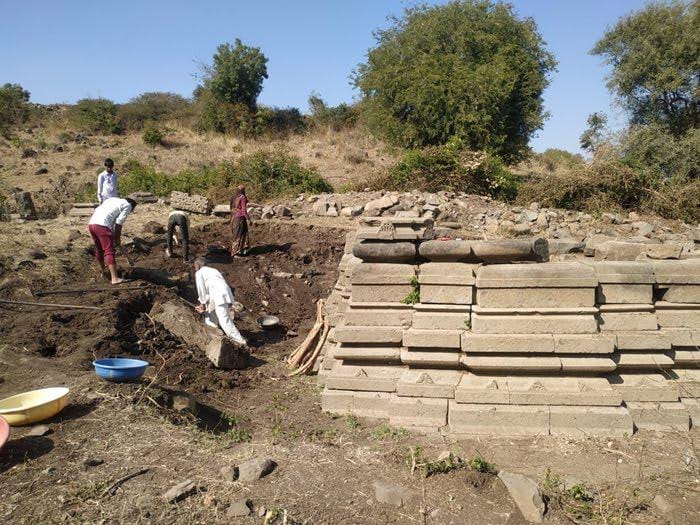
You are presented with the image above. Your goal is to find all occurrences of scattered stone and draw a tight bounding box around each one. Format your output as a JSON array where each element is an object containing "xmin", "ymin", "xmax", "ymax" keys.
[
  {"xmin": 142, "ymin": 221, "xmax": 165, "ymax": 235},
  {"xmin": 652, "ymin": 494, "xmax": 674, "ymax": 516},
  {"xmin": 13, "ymin": 190, "xmax": 37, "ymax": 220},
  {"xmin": 29, "ymin": 250, "xmax": 47, "ymax": 260},
  {"xmin": 227, "ymin": 496, "xmax": 252, "ymax": 517},
  {"xmin": 42, "ymin": 467, "xmax": 56, "ymax": 475},
  {"xmin": 594, "ymin": 241, "xmax": 646, "ymax": 261},
  {"xmin": 34, "ymin": 166, "xmax": 48, "ymax": 175},
  {"xmin": 498, "ymin": 471, "xmax": 545, "ymax": 523},
  {"xmin": 273, "ymin": 271, "xmax": 293, "ymax": 279},
  {"xmin": 83, "ymin": 458, "xmax": 104, "ymax": 467},
  {"xmin": 364, "ymin": 195, "xmax": 398, "ymax": 216},
  {"xmin": 326, "ymin": 203, "xmax": 340, "ymax": 217},
  {"xmin": 520, "ymin": 210, "xmax": 538, "ymax": 222},
  {"xmin": 162, "ymin": 479, "xmax": 197, "ymax": 503},
  {"xmin": 645, "ymin": 243, "xmax": 682, "ymax": 260},
  {"xmin": 341, "ymin": 205, "xmax": 363, "ymax": 217},
  {"xmin": 628, "ymin": 211, "xmax": 640, "ymax": 221},
  {"xmin": 170, "ymin": 191, "xmax": 211, "ymax": 214},
  {"xmin": 258, "ymin": 506, "xmax": 267, "ymax": 517},
  {"xmin": 27, "ymin": 424, "xmax": 51, "ymax": 437},
  {"xmin": 261, "ymin": 206, "xmax": 275, "ymax": 219},
  {"xmin": 634, "ymin": 222, "xmax": 654, "ymax": 237},
  {"xmin": 212, "ymin": 204, "xmax": 231, "ymax": 217},
  {"xmin": 373, "ymin": 480, "xmax": 418, "ymax": 507},
  {"xmin": 21, "ymin": 148, "xmax": 37, "ymax": 158},
  {"xmin": 273, "ymin": 205, "xmax": 292, "ymax": 218},
  {"xmin": 236, "ymin": 458, "xmax": 277, "ymax": 482},
  {"xmin": 128, "ymin": 191, "xmax": 158, "ymax": 204}
]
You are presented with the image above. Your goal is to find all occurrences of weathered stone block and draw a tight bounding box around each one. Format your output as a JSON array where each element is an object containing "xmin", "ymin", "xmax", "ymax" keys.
[
  {"xmin": 454, "ymin": 375, "xmax": 509, "ymax": 404},
  {"xmin": 412, "ymin": 310, "xmax": 470, "ymax": 330},
  {"xmin": 607, "ymin": 373, "xmax": 680, "ymax": 402},
  {"xmin": 653, "ymin": 260, "xmax": 700, "ymax": 284},
  {"xmin": 659, "ymin": 328, "xmax": 700, "ymax": 347},
  {"xmin": 509, "ymin": 377, "xmax": 622, "ymax": 406},
  {"xmin": 334, "ymin": 326, "xmax": 404, "ymax": 344},
  {"xmin": 660, "ymin": 285, "xmax": 700, "ymax": 303},
  {"xmin": 589, "ymin": 261, "xmax": 654, "ymax": 284},
  {"xmin": 670, "ymin": 349, "xmax": 700, "ymax": 367},
  {"xmin": 614, "ymin": 331, "xmax": 671, "ymax": 350},
  {"xmin": 462, "ymin": 334, "xmax": 555, "ymax": 353},
  {"xmin": 550, "ymin": 406, "xmax": 633, "ymax": 437},
  {"xmin": 553, "ymin": 334, "xmax": 616, "ymax": 354},
  {"xmin": 670, "ymin": 369, "xmax": 700, "ymax": 397},
  {"xmin": 389, "ymin": 396, "xmax": 448, "ymax": 428},
  {"xmin": 353, "ymin": 241, "xmax": 416, "ymax": 263},
  {"xmin": 476, "ymin": 262, "xmax": 596, "ymax": 288},
  {"xmin": 448, "ymin": 403, "xmax": 550, "ymax": 436},
  {"xmin": 420, "ymin": 285, "xmax": 474, "ymax": 304},
  {"xmin": 560, "ymin": 356, "xmax": 617, "ymax": 372},
  {"xmin": 597, "ymin": 284, "xmax": 653, "ymax": 304},
  {"xmin": 595, "ymin": 241, "xmax": 646, "ymax": 261},
  {"xmin": 470, "ymin": 239, "xmax": 549, "ymax": 263},
  {"xmin": 472, "ymin": 313, "xmax": 597, "ymax": 334},
  {"xmin": 170, "ymin": 191, "xmax": 211, "ymax": 214},
  {"xmin": 418, "ymin": 262, "xmax": 477, "ymax": 284},
  {"xmin": 626, "ymin": 401, "xmax": 690, "ymax": 431},
  {"xmin": 477, "ymin": 288, "xmax": 595, "ymax": 308},
  {"xmin": 462, "ymin": 355, "xmax": 561, "ymax": 372},
  {"xmin": 351, "ymin": 263, "xmax": 416, "ymax": 284},
  {"xmin": 324, "ymin": 363, "xmax": 403, "ymax": 392},
  {"xmin": 655, "ymin": 303, "xmax": 700, "ymax": 328},
  {"xmin": 332, "ymin": 345, "xmax": 402, "ymax": 363},
  {"xmin": 403, "ymin": 329, "xmax": 462, "ymax": 348},
  {"xmin": 613, "ymin": 352, "xmax": 674, "ymax": 370},
  {"xmin": 418, "ymin": 240, "xmax": 473, "ymax": 262},
  {"xmin": 598, "ymin": 306, "xmax": 658, "ymax": 331},
  {"xmin": 344, "ymin": 308, "xmax": 414, "ymax": 327},
  {"xmin": 396, "ymin": 370, "xmax": 461, "ymax": 398},
  {"xmin": 321, "ymin": 390, "xmax": 391, "ymax": 418},
  {"xmin": 400, "ymin": 348, "xmax": 460, "ymax": 367}
]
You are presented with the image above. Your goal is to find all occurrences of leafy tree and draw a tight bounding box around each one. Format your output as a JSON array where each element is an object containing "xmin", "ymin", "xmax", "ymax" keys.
[
  {"xmin": 69, "ymin": 98, "xmax": 121, "ymax": 134},
  {"xmin": 204, "ymin": 38, "xmax": 268, "ymax": 109},
  {"xmin": 353, "ymin": 0, "xmax": 556, "ymax": 161},
  {"xmin": 580, "ymin": 112, "xmax": 609, "ymax": 153},
  {"xmin": 308, "ymin": 92, "xmax": 358, "ymax": 131},
  {"xmin": 591, "ymin": 1, "xmax": 699, "ymax": 135},
  {"xmin": 0, "ymin": 83, "xmax": 30, "ymax": 137}
]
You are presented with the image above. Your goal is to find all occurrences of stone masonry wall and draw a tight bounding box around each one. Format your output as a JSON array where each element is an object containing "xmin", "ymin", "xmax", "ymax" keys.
[{"xmin": 319, "ymin": 216, "xmax": 700, "ymax": 437}]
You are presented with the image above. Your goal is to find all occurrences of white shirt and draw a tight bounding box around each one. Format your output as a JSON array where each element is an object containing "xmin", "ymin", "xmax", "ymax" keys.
[
  {"xmin": 196, "ymin": 266, "xmax": 235, "ymax": 308},
  {"xmin": 89, "ymin": 198, "xmax": 133, "ymax": 229},
  {"xmin": 97, "ymin": 170, "xmax": 118, "ymax": 203}
]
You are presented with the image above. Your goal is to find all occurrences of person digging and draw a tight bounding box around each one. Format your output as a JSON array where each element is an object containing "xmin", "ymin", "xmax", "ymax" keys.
[
  {"xmin": 166, "ymin": 210, "xmax": 190, "ymax": 261},
  {"xmin": 193, "ymin": 257, "xmax": 247, "ymax": 346},
  {"xmin": 88, "ymin": 197, "xmax": 137, "ymax": 284}
]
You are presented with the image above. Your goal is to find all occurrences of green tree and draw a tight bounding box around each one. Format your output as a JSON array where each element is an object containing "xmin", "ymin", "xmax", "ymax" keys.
[
  {"xmin": 204, "ymin": 38, "xmax": 268, "ymax": 109},
  {"xmin": 591, "ymin": 1, "xmax": 699, "ymax": 135},
  {"xmin": 580, "ymin": 112, "xmax": 609, "ymax": 153},
  {"xmin": 353, "ymin": 0, "xmax": 556, "ymax": 161},
  {"xmin": 69, "ymin": 98, "xmax": 121, "ymax": 133},
  {"xmin": 0, "ymin": 83, "xmax": 30, "ymax": 137}
]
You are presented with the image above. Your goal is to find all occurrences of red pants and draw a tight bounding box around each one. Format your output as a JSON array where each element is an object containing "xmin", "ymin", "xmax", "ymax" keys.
[{"xmin": 88, "ymin": 224, "xmax": 116, "ymax": 266}]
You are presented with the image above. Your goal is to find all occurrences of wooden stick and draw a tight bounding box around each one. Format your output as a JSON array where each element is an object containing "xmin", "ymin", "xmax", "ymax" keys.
[
  {"xmin": 100, "ymin": 468, "xmax": 150, "ymax": 497},
  {"xmin": 288, "ymin": 300, "xmax": 324, "ymax": 366},
  {"xmin": 0, "ymin": 299, "xmax": 103, "ymax": 310},
  {"xmin": 290, "ymin": 318, "xmax": 329, "ymax": 376}
]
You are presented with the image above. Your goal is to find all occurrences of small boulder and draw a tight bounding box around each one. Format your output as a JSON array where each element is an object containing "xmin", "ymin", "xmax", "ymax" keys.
[
  {"xmin": 498, "ymin": 471, "xmax": 544, "ymax": 523},
  {"xmin": 340, "ymin": 206, "xmax": 363, "ymax": 217},
  {"xmin": 652, "ymin": 494, "xmax": 674, "ymax": 516},
  {"xmin": 227, "ymin": 497, "xmax": 252, "ymax": 517},
  {"xmin": 273, "ymin": 205, "xmax": 292, "ymax": 218},
  {"xmin": 27, "ymin": 424, "xmax": 51, "ymax": 437},
  {"xmin": 261, "ymin": 206, "xmax": 275, "ymax": 219},
  {"xmin": 162, "ymin": 479, "xmax": 197, "ymax": 503},
  {"xmin": 237, "ymin": 458, "xmax": 277, "ymax": 482},
  {"xmin": 35, "ymin": 166, "xmax": 48, "ymax": 175},
  {"xmin": 21, "ymin": 148, "xmax": 37, "ymax": 158}
]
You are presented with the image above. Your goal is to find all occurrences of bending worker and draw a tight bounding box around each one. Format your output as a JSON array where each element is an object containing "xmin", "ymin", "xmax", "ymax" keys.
[
  {"xmin": 193, "ymin": 257, "xmax": 247, "ymax": 346},
  {"xmin": 88, "ymin": 197, "xmax": 137, "ymax": 284},
  {"xmin": 166, "ymin": 210, "xmax": 190, "ymax": 261}
]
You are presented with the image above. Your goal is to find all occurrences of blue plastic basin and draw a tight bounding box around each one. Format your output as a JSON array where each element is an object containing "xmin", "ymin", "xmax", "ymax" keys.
[{"xmin": 93, "ymin": 358, "xmax": 149, "ymax": 382}]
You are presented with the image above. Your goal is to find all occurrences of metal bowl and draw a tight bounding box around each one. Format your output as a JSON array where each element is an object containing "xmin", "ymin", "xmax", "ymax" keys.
[{"xmin": 257, "ymin": 315, "xmax": 280, "ymax": 329}]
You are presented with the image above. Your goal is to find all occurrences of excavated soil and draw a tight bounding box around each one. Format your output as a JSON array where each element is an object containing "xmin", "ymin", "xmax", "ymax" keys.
[{"xmin": 1, "ymin": 219, "xmax": 699, "ymax": 524}]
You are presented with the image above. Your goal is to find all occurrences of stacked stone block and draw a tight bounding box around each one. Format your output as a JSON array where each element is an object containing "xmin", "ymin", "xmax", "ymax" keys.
[
  {"xmin": 319, "ymin": 217, "xmax": 699, "ymax": 436},
  {"xmin": 170, "ymin": 191, "xmax": 211, "ymax": 215}
]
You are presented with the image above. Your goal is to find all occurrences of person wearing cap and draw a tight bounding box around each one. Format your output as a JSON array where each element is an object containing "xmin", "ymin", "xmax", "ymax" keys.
[
  {"xmin": 88, "ymin": 197, "xmax": 137, "ymax": 284},
  {"xmin": 97, "ymin": 158, "xmax": 119, "ymax": 204},
  {"xmin": 193, "ymin": 257, "xmax": 247, "ymax": 346}
]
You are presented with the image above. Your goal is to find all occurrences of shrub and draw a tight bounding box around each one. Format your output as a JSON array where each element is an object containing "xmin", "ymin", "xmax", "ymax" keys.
[
  {"xmin": 308, "ymin": 94, "xmax": 358, "ymax": 131},
  {"xmin": 195, "ymin": 89, "xmax": 257, "ymax": 135},
  {"xmin": 0, "ymin": 83, "xmax": 31, "ymax": 137},
  {"xmin": 376, "ymin": 141, "xmax": 519, "ymax": 201},
  {"xmin": 255, "ymin": 106, "xmax": 307, "ymax": 136},
  {"xmin": 118, "ymin": 152, "xmax": 331, "ymax": 203},
  {"xmin": 118, "ymin": 92, "xmax": 190, "ymax": 130},
  {"xmin": 538, "ymin": 148, "xmax": 585, "ymax": 171},
  {"xmin": 69, "ymin": 98, "xmax": 121, "ymax": 134},
  {"xmin": 142, "ymin": 125, "xmax": 164, "ymax": 147}
]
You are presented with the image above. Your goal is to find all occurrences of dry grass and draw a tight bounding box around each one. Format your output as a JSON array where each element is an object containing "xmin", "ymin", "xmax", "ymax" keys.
[{"xmin": 0, "ymin": 125, "xmax": 394, "ymax": 195}]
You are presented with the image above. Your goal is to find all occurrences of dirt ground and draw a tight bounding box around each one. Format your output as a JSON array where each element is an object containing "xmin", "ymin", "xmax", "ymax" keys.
[{"xmin": 1, "ymin": 218, "xmax": 699, "ymax": 524}]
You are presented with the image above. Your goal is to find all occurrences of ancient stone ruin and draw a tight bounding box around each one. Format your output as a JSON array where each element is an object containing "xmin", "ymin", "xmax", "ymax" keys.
[{"xmin": 319, "ymin": 216, "xmax": 700, "ymax": 437}]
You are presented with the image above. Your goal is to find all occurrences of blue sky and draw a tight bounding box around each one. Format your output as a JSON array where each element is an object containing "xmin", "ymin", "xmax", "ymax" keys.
[{"xmin": 1, "ymin": 0, "xmax": 648, "ymax": 153}]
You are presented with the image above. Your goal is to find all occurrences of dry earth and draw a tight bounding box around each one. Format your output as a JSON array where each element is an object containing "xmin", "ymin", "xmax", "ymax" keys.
[{"xmin": 0, "ymin": 208, "xmax": 699, "ymax": 524}]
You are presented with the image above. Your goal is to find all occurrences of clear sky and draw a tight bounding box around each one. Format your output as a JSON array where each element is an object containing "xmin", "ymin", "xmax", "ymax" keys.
[{"xmin": 0, "ymin": 0, "xmax": 649, "ymax": 153}]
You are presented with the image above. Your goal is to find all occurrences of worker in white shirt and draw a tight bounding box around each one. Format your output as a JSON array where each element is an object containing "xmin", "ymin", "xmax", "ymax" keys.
[
  {"xmin": 88, "ymin": 197, "xmax": 137, "ymax": 284},
  {"xmin": 166, "ymin": 210, "xmax": 190, "ymax": 261},
  {"xmin": 193, "ymin": 257, "xmax": 247, "ymax": 346},
  {"xmin": 97, "ymin": 158, "xmax": 119, "ymax": 204}
]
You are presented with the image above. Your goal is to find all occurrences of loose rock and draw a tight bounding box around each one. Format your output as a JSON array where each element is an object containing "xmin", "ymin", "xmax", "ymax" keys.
[
  {"xmin": 27, "ymin": 424, "xmax": 51, "ymax": 437},
  {"xmin": 237, "ymin": 457, "xmax": 276, "ymax": 482},
  {"xmin": 162, "ymin": 479, "xmax": 197, "ymax": 503},
  {"xmin": 498, "ymin": 471, "xmax": 545, "ymax": 523},
  {"xmin": 227, "ymin": 496, "xmax": 252, "ymax": 517},
  {"xmin": 373, "ymin": 480, "xmax": 418, "ymax": 507}
]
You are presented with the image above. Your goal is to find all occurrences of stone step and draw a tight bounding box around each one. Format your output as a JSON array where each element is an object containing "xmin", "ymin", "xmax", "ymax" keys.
[
  {"xmin": 400, "ymin": 349, "xmax": 460, "ymax": 368},
  {"xmin": 607, "ymin": 373, "xmax": 680, "ymax": 402},
  {"xmin": 597, "ymin": 284, "xmax": 653, "ymax": 304},
  {"xmin": 388, "ymin": 395, "xmax": 448, "ymax": 429},
  {"xmin": 670, "ymin": 349, "xmax": 700, "ymax": 366},
  {"xmin": 334, "ymin": 326, "xmax": 403, "ymax": 345},
  {"xmin": 396, "ymin": 370, "xmax": 462, "ymax": 398},
  {"xmin": 324, "ymin": 363, "xmax": 404, "ymax": 392},
  {"xmin": 550, "ymin": 406, "xmax": 633, "ymax": 437},
  {"xmin": 332, "ymin": 345, "xmax": 402, "ymax": 363},
  {"xmin": 403, "ymin": 329, "xmax": 462, "ymax": 349},
  {"xmin": 412, "ymin": 311, "xmax": 470, "ymax": 330},
  {"xmin": 448, "ymin": 403, "xmax": 550, "ymax": 436},
  {"xmin": 344, "ymin": 308, "xmax": 413, "ymax": 327},
  {"xmin": 613, "ymin": 331, "xmax": 671, "ymax": 350},
  {"xmin": 588, "ymin": 261, "xmax": 654, "ymax": 284},
  {"xmin": 626, "ymin": 401, "xmax": 690, "ymax": 431},
  {"xmin": 472, "ymin": 313, "xmax": 597, "ymax": 334},
  {"xmin": 653, "ymin": 260, "xmax": 700, "ymax": 285},
  {"xmin": 477, "ymin": 287, "xmax": 595, "ymax": 308},
  {"xmin": 658, "ymin": 285, "xmax": 700, "ymax": 303},
  {"xmin": 613, "ymin": 352, "xmax": 675, "ymax": 370},
  {"xmin": 476, "ymin": 262, "xmax": 596, "ymax": 288},
  {"xmin": 659, "ymin": 328, "xmax": 700, "ymax": 347},
  {"xmin": 461, "ymin": 355, "xmax": 562, "ymax": 372},
  {"xmin": 321, "ymin": 390, "xmax": 391, "ymax": 418}
]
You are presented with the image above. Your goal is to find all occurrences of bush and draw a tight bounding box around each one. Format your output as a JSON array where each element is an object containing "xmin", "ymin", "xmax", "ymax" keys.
[
  {"xmin": 375, "ymin": 141, "xmax": 519, "ymax": 201},
  {"xmin": 0, "ymin": 83, "xmax": 31, "ymax": 137},
  {"xmin": 118, "ymin": 92, "xmax": 190, "ymax": 130},
  {"xmin": 142, "ymin": 126, "xmax": 164, "ymax": 146},
  {"xmin": 308, "ymin": 94, "xmax": 358, "ymax": 131},
  {"xmin": 538, "ymin": 148, "xmax": 584, "ymax": 171},
  {"xmin": 118, "ymin": 152, "xmax": 332, "ymax": 203},
  {"xmin": 255, "ymin": 106, "xmax": 307, "ymax": 136},
  {"xmin": 69, "ymin": 98, "xmax": 121, "ymax": 134},
  {"xmin": 195, "ymin": 90, "xmax": 257, "ymax": 135}
]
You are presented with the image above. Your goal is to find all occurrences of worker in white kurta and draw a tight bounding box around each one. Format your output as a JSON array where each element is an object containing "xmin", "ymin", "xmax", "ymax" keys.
[{"xmin": 193, "ymin": 257, "xmax": 247, "ymax": 346}]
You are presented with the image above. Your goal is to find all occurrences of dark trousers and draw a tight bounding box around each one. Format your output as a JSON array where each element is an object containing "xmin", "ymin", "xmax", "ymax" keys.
[{"xmin": 167, "ymin": 215, "xmax": 189, "ymax": 260}]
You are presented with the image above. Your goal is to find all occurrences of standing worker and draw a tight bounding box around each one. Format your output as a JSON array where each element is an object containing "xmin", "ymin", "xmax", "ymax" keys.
[
  {"xmin": 97, "ymin": 158, "xmax": 119, "ymax": 204},
  {"xmin": 230, "ymin": 185, "xmax": 250, "ymax": 256},
  {"xmin": 193, "ymin": 257, "xmax": 247, "ymax": 346},
  {"xmin": 88, "ymin": 197, "xmax": 137, "ymax": 284},
  {"xmin": 166, "ymin": 210, "xmax": 190, "ymax": 261}
]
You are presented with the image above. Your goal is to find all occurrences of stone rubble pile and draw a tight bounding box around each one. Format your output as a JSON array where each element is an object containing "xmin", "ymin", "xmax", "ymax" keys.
[{"xmin": 317, "ymin": 215, "xmax": 700, "ymax": 437}]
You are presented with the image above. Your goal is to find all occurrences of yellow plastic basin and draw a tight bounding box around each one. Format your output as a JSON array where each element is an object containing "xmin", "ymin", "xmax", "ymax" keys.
[{"xmin": 0, "ymin": 387, "xmax": 70, "ymax": 426}]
